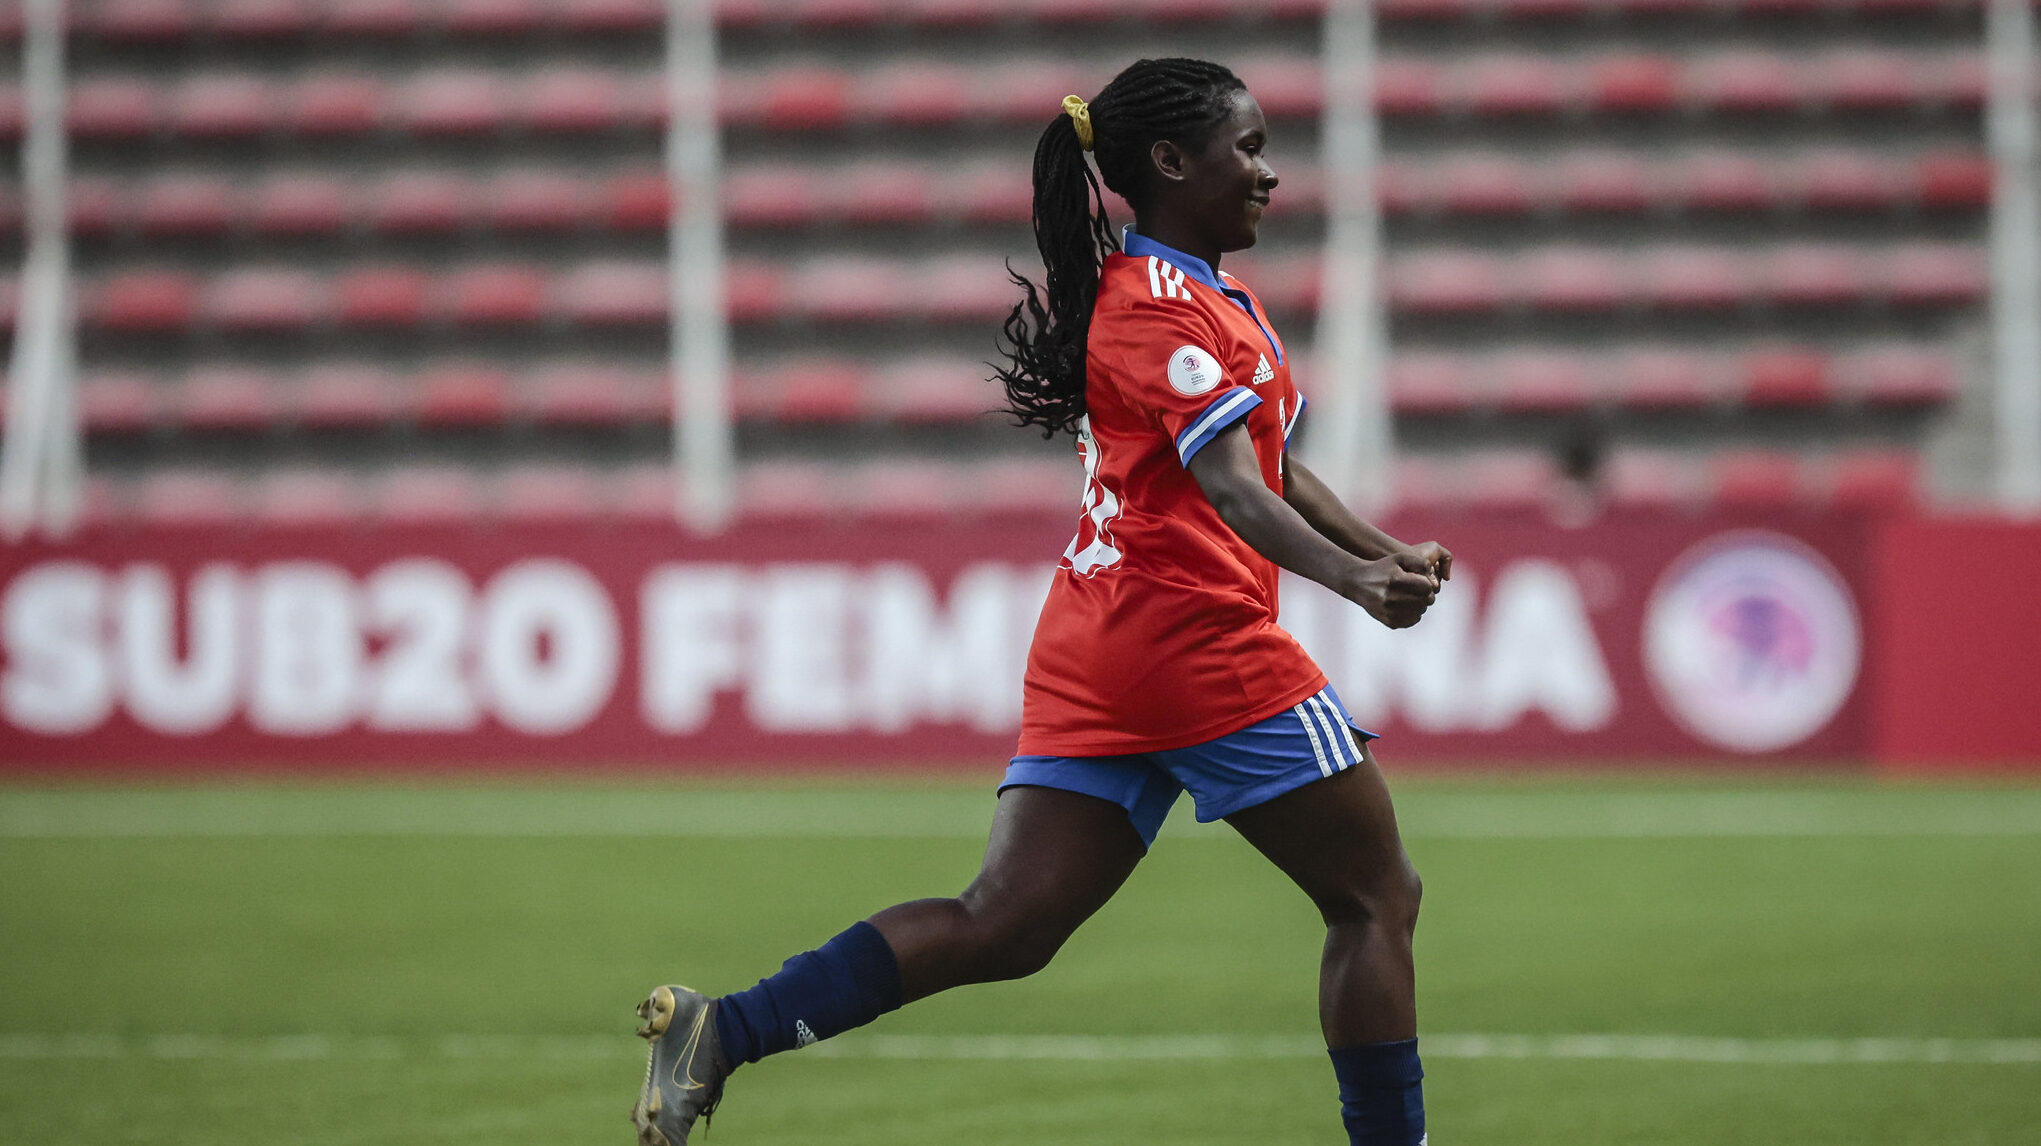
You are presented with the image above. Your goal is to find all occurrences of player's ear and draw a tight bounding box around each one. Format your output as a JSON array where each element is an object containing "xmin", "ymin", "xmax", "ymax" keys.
[{"xmin": 1149, "ymin": 139, "xmax": 1190, "ymax": 186}]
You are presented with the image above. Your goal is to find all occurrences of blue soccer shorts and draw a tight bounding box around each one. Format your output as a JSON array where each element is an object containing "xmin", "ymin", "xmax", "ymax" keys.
[{"xmin": 1002, "ymin": 683, "xmax": 1379, "ymax": 848}]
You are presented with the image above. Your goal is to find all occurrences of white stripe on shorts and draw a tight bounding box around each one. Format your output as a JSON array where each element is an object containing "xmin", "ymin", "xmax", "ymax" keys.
[
  {"xmin": 1305, "ymin": 695, "xmax": 1350, "ymax": 772},
  {"xmin": 1293, "ymin": 703, "xmax": 1334, "ymax": 778}
]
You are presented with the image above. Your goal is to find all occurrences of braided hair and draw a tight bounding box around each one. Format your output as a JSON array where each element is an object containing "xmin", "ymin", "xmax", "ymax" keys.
[{"xmin": 994, "ymin": 58, "xmax": 1248, "ymax": 438}]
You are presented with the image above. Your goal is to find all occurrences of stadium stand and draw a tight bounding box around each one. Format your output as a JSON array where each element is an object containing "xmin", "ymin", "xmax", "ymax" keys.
[{"xmin": 5, "ymin": 0, "xmax": 1995, "ymax": 520}]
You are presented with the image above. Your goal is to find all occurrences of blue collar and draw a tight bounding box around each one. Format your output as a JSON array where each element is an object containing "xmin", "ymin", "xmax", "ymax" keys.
[{"xmin": 1120, "ymin": 227, "xmax": 1284, "ymax": 365}]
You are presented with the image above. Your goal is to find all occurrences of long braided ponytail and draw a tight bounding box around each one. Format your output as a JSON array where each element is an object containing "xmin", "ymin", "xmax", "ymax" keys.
[{"xmin": 995, "ymin": 58, "xmax": 1247, "ymax": 438}]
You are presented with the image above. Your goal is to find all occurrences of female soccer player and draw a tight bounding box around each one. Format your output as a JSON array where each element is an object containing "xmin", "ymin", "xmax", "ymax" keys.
[{"xmin": 632, "ymin": 57, "xmax": 1450, "ymax": 1146}]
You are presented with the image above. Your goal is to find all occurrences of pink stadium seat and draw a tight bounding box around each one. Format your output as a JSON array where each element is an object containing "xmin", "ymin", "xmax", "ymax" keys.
[
  {"xmin": 852, "ymin": 65, "xmax": 971, "ymax": 126},
  {"xmin": 1765, "ymin": 246, "xmax": 1867, "ymax": 308},
  {"xmin": 1795, "ymin": 151, "xmax": 1903, "ymax": 212},
  {"xmin": 764, "ymin": 361, "xmax": 866, "ymax": 422},
  {"xmin": 1375, "ymin": 59, "xmax": 1444, "ymax": 116},
  {"xmin": 738, "ymin": 461, "xmax": 843, "ymax": 520},
  {"xmin": 1638, "ymin": 247, "xmax": 1748, "ymax": 311},
  {"xmin": 856, "ymin": 460, "xmax": 965, "ymax": 518},
  {"xmin": 1842, "ymin": 343, "xmax": 1959, "ymax": 406},
  {"xmin": 378, "ymin": 467, "xmax": 481, "ymax": 524},
  {"xmin": 1553, "ymin": 152, "xmax": 1653, "ymax": 214},
  {"xmin": 1493, "ymin": 351, "xmax": 1594, "ymax": 411},
  {"xmin": 918, "ymin": 258, "xmax": 1017, "ymax": 323},
  {"xmin": 1673, "ymin": 152, "xmax": 1776, "ymax": 214},
  {"xmin": 1461, "ymin": 55, "xmax": 1569, "ymax": 117},
  {"xmin": 524, "ymin": 361, "xmax": 667, "ymax": 425},
  {"xmin": 485, "ymin": 169, "xmax": 593, "ymax": 232},
  {"xmin": 1389, "ymin": 252, "xmax": 1505, "ymax": 315},
  {"xmin": 1375, "ymin": 161, "xmax": 1425, "ymax": 216},
  {"xmin": 1683, "ymin": 52, "xmax": 1803, "ymax": 114},
  {"xmin": 724, "ymin": 262, "xmax": 786, "ymax": 323},
  {"xmin": 961, "ymin": 60, "xmax": 1087, "ymax": 122},
  {"xmin": 205, "ymin": 268, "xmax": 327, "ymax": 332},
  {"xmin": 1924, "ymin": 51, "xmax": 1986, "ymax": 109},
  {"xmin": 401, "ymin": 71, "xmax": 510, "ymax": 136},
  {"xmin": 522, "ymin": 68, "xmax": 630, "ymax": 134},
  {"xmin": 1914, "ymin": 152, "xmax": 1993, "ymax": 211},
  {"xmin": 725, "ymin": 166, "xmax": 821, "ymax": 227},
  {"xmin": 790, "ymin": 258, "xmax": 908, "ymax": 323},
  {"xmin": 871, "ymin": 358, "xmax": 991, "ymax": 423},
  {"xmin": 1739, "ymin": 347, "xmax": 1832, "ymax": 407},
  {"xmin": 1464, "ymin": 450, "xmax": 1561, "ymax": 511},
  {"xmin": 1827, "ymin": 449, "xmax": 1920, "ymax": 510},
  {"xmin": 1818, "ymin": 50, "xmax": 1919, "ymax": 113},
  {"xmin": 250, "ymin": 175, "xmax": 353, "ymax": 237},
  {"xmin": 1612, "ymin": 348, "xmax": 1721, "ymax": 409},
  {"xmin": 1233, "ymin": 57, "xmax": 1322, "ymax": 119},
  {"xmin": 78, "ymin": 371, "xmax": 160, "ymax": 432},
  {"xmin": 135, "ymin": 175, "xmax": 238, "ymax": 237},
  {"xmin": 170, "ymin": 73, "xmax": 277, "ymax": 137},
  {"xmin": 0, "ymin": 6, "xmax": 20, "ymax": 40},
  {"xmin": 441, "ymin": 0, "xmax": 545, "ymax": 35},
  {"xmin": 790, "ymin": 0, "xmax": 890, "ymax": 27},
  {"xmin": 831, "ymin": 166, "xmax": 935, "ymax": 225},
  {"xmin": 290, "ymin": 73, "xmax": 387, "ymax": 135},
  {"xmin": 68, "ymin": 178, "xmax": 120, "ymax": 236},
  {"xmin": 92, "ymin": 270, "xmax": 199, "ymax": 332},
  {"xmin": 1605, "ymin": 449, "xmax": 1705, "ymax": 509},
  {"xmin": 495, "ymin": 464, "xmax": 601, "ymax": 524},
  {"xmin": 741, "ymin": 67, "xmax": 851, "ymax": 131},
  {"xmin": 137, "ymin": 471, "xmax": 244, "ymax": 527},
  {"xmin": 366, "ymin": 172, "xmax": 471, "ymax": 234},
  {"xmin": 554, "ymin": 261, "xmax": 666, "ymax": 326},
  {"xmin": 1388, "ymin": 353, "xmax": 1476, "ymax": 414},
  {"xmin": 610, "ymin": 463, "xmax": 679, "ymax": 522},
  {"xmin": 900, "ymin": 0, "xmax": 1003, "ymax": 25},
  {"xmin": 253, "ymin": 469, "xmax": 362, "ymax": 527},
  {"xmin": 87, "ymin": 0, "xmax": 196, "ymax": 42},
  {"xmin": 601, "ymin": 171, "xmax": 671, "ymax": 231},
  {"xmin": 971, "ymin": 457, "xmax": 1082, "ymax": 517},
  {"xmin": 554, "ymin": 0, "xmax": 663, "ymax": 33},
  {"xmin": 946, "ymin": 167, "xmax": 1033, "ymax": 224},
  {"xmin": 1585, "ymin": 54, "xmax": 1678, "ymax": 114},
  {"xmin": 296, "ymin": 363, "xmax": 399, "ymax": 427},
  {"xmin": 1435, "ymin": 155, "xmax": 1534, "ymax": 216},
  {"xmin": 334, "ymin": 266, "xmax": 431, "ymax": 328},
  {"xmin": 322, "ymin": 0, "xmax": 423, "ymax": 36},
  {"xmin": 1883, "ymin": 244, "xmax": 1987, "ymax": 308},
  {"xmin": 1520, "ymin": 248, "xmax": 1627, "ymax": 312},
  {"xmin": 68, "ymin": 77, "xmax": 161, "ymax": 139},
  {"xmin": 1712, "ymin": 451, "xmax": 1802, "ymax": 507},
  {"xmin": 0, "ymin": 86, "xmax": 20, "ymax": 141},
  {"xmin": 440, "ymin": 265, "xmax": 547, "ymax": 326},
  {"xmin": 415, "ymin": 364, "xmax": 511, "ymax": 426},
  {"xmin": 0, "ymin": 186, "xmax": 17, "ymax": 233},
  {"xmin": 176, "ymin": 367, "xmax": 279, "ymax": 430},
  {"xmin": 207, "ymin": 0, "xmax": 314, "ymax": 38}
]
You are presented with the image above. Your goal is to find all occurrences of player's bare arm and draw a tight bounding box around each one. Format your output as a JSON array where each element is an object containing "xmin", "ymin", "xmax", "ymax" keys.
[
  {"xmin": 1282, "ymin": 455, "xmax": 1453, "ymax": 586},
  {"xmin": 1188, "ymin": 423, "xmax": 1438, "ymax": 630}
]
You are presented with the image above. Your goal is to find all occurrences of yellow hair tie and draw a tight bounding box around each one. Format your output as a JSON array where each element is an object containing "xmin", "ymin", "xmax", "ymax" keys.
[{"xmin": 1061, "ymin": 94, "xmax": 1094, "ymax": 152}]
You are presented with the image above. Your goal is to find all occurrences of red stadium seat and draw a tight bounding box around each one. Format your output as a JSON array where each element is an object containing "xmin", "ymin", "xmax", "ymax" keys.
[
  {"xmin": 970, "ymin": 457, "xmax": 1082, "ymax": 517},
  {"xmin": 522, "ymin": 68, "xmax": 629, "ymax": 134},
  {"xmin": 789, "ymin": 258, "xmax": 908, "ymax": 323},
  {"xmin": 68, "ymin": 77, "xmax": 161, "ymax": 139},
  {"xmin": 495, "ymin": 464, "xmax": 602, "ymax": 524},
  {"xmin": 365, "ymin": 171, "xmax": 471, "ymax": 234},
  {"xmin": 1841, "ymin": 343, "xmax": 1959, "ymax": 406},
  {"xmin": 959, "ymin": 60, "xmax": 1087, "ymax": 122},
  {"xmin": 554, "ymin": 0, "xmax": 663, "ymax": 33},
  {"xmin": 946, "ymin": 166, "xmax": 1033, "ymax": 225},
  {"xmin": 738, "ymin": 67, "xmax": 851, "ymax": 131},
  {"xmin": 1389, "ymin": 251, "xmax": 1505, "ymax": 315},
  {"xmin": 176, "ymin": 366, "xmax": 279, "ymax": 430},
  {"xmin": 378, "ymin": 467, "xmax": 481, "ymax": 524},
  {"xmin": 871, "ymin": 357, "xmax": 991, "ymax": 423},
  {"xmin": 1765, "ymin": 246, "xmax": 1867, "ymax": 308},
  {"xmin": 1883, "ymin": 244, "xmax": 1987, "ymax": 308},
  {"xmin": 763, "ymin": 360, "xmax": 866, "ymax": 422},
  {"xmin": 1375, "ymin": 58, "xmax": 1444, "ymax": 116},
  {"xmin": 484, "ymin": 169, "xmax": 593, "ymax": 232},
  {"xmin": 1817, "ymin": 50, "xmax": 1919, "ymax": 113},
  {"xmin": 1682, "ymin": 52, "xmax": 1803, "ymax": 114},
  {"xmin": 87, "ymin": 0, "xmax": 196, "ymax": 42},
  {"xmin": 601, "ymin": 171, "xmax": 671, "ymax": 231},
  {"xmin": 738, "ymin": 461, "xmax": 843, "ymax": 520},
  {"xmin": 1388, "ymin": 353, "xmax": 1477, "ymax": 413},
  {"xmin": 1923, "ymin": 51, "xmax": 1986, "ymax": 109},
  {"xmin": 1712, "ymin": 451, "xmax": 1802, "ymax": 507},
  {"xmin": 851, "ymin": 65, "xmax": 971, "ymax": 126},
  {"xmin": 92, "ymin": 270, "xmax": 199, "ymax": 332},
  {"xmin": 322, "ymin": 0, "xmax": 423, "ymax": 36},
  {"xmin": 1434, "ymin": 154, "xmax": 1535, "ymax": 216},
  {"xmin": 68, "ymin": 178, "xmax": 120, "ymax": 236},
  {"xmin": 334, "ymin": 266, "xmax": 431, "ymax": 328},
  {"xmin": 169, "ymin": 73, "xmax": 277, "ymax": 137},
  {"xmin": 1638, "ymin": 247, "xmax": 1749, "ymax": 311},
  {"xmin": 1461, "ymin": 55, "xmax": 1570, "ymax": 117},
  {"xmin": 610, "ymin": 463, "xmax": 679, "ymax": 522},
  {"xmin": 400, "ymin": 71, "xmax": 510, "ymax": 136},
  {"xmin": 415, "ymin": 364, "xmax": 511, "ymax": 426},
  {"xmin": 1794, "ymin": 151, "xmax": 1903, "ymax": 212},
  {"xmin": 1464, "ymin": 450, "xmax": 1561, "ymax": 511},
  {"xmin": 855, "ymin": 460, "xmax": 966, "ymax": 518},
  {"xmin": 137, "ymin": 471, "xmax": 244, "ymax": 527},
  {"xmin": 917, "ymin": 257, "xmax": 1017, "ymax": 323},
  {"xmin": 1739, "ymin": 347, "xmax": 1832, "ymax": 407},
  {"xmin": 1492, "ymin": 350, "xmax": 1594, "ymax": 411},
  {"xmin": 253, "ymin": 469, "xmax": 362, "ymax": 527},
  {"xmin": 207, "ymin": 0, "xmax": 314, "ymax": 38},
  {"xmin": 789, "ymin": 0, "xmax": 891, "ymax": 27},
  {"xmin": 296, "ymin": 363, "xmax": 400, "ymax": 427},
  {"xmin": 900, "ymin": 0, "xmax": 1004, "ymax": 25},
  {"xmin": 440, "ymin": 0, "xmax": 544, "ymax": 35},
  {"xmin": 79, "ymin": 371, "xmax": 161, "ymax": 432},
  {"xmin": 524, "ymin": 361, "xmax": 667, "ymax": 425},
  {"xmin": 1233, "ymin": 57, "xmax": 1323, "ymax": 119},
  {"xmin": 1826, "ymin": 449, "xmax": 1920, "ymax": 510},
  {"xmin": 204, "ymin": 268, "xmax": 327, "ymax": 332},
  {"xmin": 250, "ymin": 174, "xmax": 353, "ymax": 237},
  {"xmin": 1520, "ymin": 248, "xmax": 1628, "ymax": 312},
  {"xmin": 1914, "ymin": 152, "xmax": 1993, "ymax": 211},
  {"xmin": 1673, "ymin": 152, "xmax": 1777, "ymax": 214},
  {"xmin": 135, "ymin": 175, "xmax": 239, "ymax": 237},
  {"xmin": 725, "ymin": 166, "xmax": 821, "ymax": 228},
  {"xmin": 1585, "ymin": 54, "xmax": 1677, "ymax": 114},
  {"xmin": 1553, "ymin": 152, "xmax": 1653, "ymax": 214},
  {"xmin": 724, "ymin": 261, "xmax": 786, "ymax": 323},
  {"xmin": 1605, "ymin": 449, "xmax": 1705, "ymax": 509},
  {"xmin": 0, "ymin": 186, "xmax": 18, "ymax": 234},
  {"xmin": 439, "ymin": 265, "xmax": 546, "ymax": 326},
  {"xmin": 831, "ymin": 166, "xmax": 935, "ymax": 225},
  {"xmin": 554, "ymin": 261, "xmax": 666, "ymax": 326},
  {"xmin": 0, "ymin": 86, "xmax": 21, "ymax": 141},
  {"xmin": 289, "ymin": 72, "xmax": 387, "ymax": 135},
  {"xmin": 1611, "ymin": 348, "xmax": 1721, "ymax": 409}
]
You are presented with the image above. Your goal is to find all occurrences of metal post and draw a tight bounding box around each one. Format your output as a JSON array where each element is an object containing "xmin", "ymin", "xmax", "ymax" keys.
[
  {"xmin": 1307, "ymin": 0, "xmax": 1393, "ymax": 513},
  {"xmin": 667, "ymin": 0, "xmax": 735, "ymax": 532},
  {"xmin": 1988, "ymin": 0, "xmax": 2041, "ymax": 518},
  {"xmin": 1, "ymin": 0, "xmax": 76, "ymax": 541}
]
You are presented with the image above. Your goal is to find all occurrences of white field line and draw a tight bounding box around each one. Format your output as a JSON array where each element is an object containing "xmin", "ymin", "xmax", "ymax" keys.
[
  {"xmin": 0, "ymin": 1032, "xmax": 2035, "ymax": 1066},
  {"xmin": 1, "ymin": 790, "xmax": 2039, "ymax": 840}
]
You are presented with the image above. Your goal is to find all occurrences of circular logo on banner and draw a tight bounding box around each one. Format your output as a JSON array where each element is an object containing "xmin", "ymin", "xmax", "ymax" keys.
[
  {"xmin": 1643, "ymin": 532, "xmax": 1861, "ymax": 753},
  {"xmin": 1167, "ymin": 346, "xmax": 1223, "ymax": 396}
]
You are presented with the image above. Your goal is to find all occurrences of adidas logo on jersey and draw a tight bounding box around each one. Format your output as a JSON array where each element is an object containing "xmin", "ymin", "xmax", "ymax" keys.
[
  {"xmin": 795, "ymin": 1020, "xmax": 818, "ymax": 1048},
  {"xmin": 1252, "ymin": 354, "xmax": 1275, "ymax": 386}
]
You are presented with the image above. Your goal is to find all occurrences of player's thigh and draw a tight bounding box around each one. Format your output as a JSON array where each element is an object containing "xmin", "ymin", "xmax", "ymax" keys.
[
  {"xmin": 1222, "ymin": 745, "xmax": 1419, "ymax": 922},
  {"xmin": 962, "ymin": 784, "xmax": 1148, "ymax": 933}
]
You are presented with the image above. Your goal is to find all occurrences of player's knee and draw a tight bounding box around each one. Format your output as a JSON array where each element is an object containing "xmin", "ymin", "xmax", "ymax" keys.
[
  {"xmin": 961, "ymin": 902, "xmax": 1070, "ymax": 982},
  {"xmin": 1314, "ymin": 856, "xmax": 1421, "ymax": 937}
]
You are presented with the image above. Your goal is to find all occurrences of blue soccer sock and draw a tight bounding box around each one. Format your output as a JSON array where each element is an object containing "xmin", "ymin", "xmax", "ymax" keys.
[
  {"xmin": 713, "ymin": 921, "xmax": 903, "ymax": 1067},
  {"xmin": 1328, "ymin": 1037, "xmax": 1426, "ymax": 1145}
]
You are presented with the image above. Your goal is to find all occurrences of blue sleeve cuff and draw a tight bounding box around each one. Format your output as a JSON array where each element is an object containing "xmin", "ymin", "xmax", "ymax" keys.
[{"xmin": 1174, "ymin": 388, "xmax": 1264, "ymax": 466}]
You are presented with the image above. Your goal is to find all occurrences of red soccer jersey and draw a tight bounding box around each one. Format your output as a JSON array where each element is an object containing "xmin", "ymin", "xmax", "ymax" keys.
[{"xmin": 1016, "ymin": 231, "xmax": 1329, "ymax": 756}]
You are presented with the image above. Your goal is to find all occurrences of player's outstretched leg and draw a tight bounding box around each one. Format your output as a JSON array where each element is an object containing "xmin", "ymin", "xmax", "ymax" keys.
[
  {"xmin": 1226, "ymin": 746, "xmax": 1426, "ymax": 1146},
  {"xmin": 629, "ymin": 785, "xmax": 1145, "ymax": 1141}
]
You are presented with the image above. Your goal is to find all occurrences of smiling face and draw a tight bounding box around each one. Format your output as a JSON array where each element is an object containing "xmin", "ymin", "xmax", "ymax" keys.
[{"xmin": 1147, "ymin": 88, "xmax": 1279, "ymax": 256}]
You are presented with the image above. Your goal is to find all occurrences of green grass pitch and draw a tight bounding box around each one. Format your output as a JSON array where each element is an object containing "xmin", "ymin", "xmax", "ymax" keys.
[{"xmin": 2, "ymin": 775, "xmax": 2038, "ymax": 1145}]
